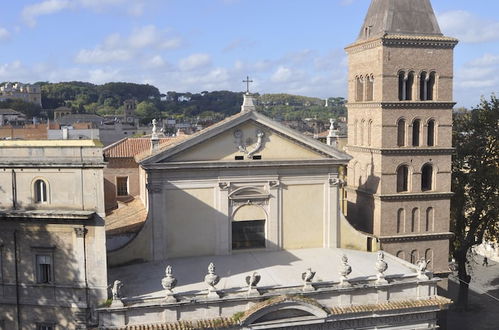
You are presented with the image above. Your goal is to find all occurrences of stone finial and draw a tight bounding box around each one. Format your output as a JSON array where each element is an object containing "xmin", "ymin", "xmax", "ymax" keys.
[
  {"xmin": 110, "ymin": 280, "xmax": 124, "ymax": 307},
  {"xmin": 204, "ymin": 262, "xmax": 221, "ymax": 299},
  {"xmin": 245, "ymin": 272, "xmax": 261, "ymax": 296},
  {"xmin": 161, "ymin": 265, "xmax": 178, "ymax": 303},
  {"xmin": 416, "ymin": 258, "xmax": 430, "ymax": 280},
  {"xmin": 338, "ymin": 255, "xmax": 352, "ymax": 287},
  {"xmin": 301, "ymin": 268, "xmax": 316, "ymax": 291},
  {"xmin": 151, "ymin": 119, "xmax": 160, "ymax": 152},
  {"xmin": 375, "ymin": 251, "xmax": 388, "ymax": 284}
]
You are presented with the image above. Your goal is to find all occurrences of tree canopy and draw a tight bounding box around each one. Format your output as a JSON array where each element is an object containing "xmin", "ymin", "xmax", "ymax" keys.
[
  {"xmin": 25, "ymin": 81, "xmax": 346, "ymax": 125},
  {"xmin": 451, "ymin": 96, "xmax": 499, "ymax": 308}
]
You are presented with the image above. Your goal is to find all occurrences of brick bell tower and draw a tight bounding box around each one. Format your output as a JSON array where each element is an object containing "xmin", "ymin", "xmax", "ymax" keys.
[{"xmin": 344, "ymin": 0, "xmax": 458, "ymax": 274}]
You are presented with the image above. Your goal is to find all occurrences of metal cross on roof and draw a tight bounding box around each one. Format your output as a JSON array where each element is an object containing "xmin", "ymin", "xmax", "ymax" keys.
[{"xmin": 243, "ymin": 76, "xmax": 253, "ymax": 93}]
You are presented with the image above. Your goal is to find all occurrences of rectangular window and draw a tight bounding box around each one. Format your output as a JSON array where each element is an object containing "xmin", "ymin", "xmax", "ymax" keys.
[
  {"xmin": 234, "ymin": 156, "xmax": 244, "ymax": 160},
  {"xmin": 232, "ymin": 220, "xmax": 265, "ymax": 250},
  {"xmin": 36, "ymin": 254, "xmax": 53, "ymax": 284},
  {"xmin": 116, "ymin": 177, "xmax": 128, "ymax": 196},
  {"xmin": 37, "ymin": 324, "xmax": 55, "ymax": 330}
]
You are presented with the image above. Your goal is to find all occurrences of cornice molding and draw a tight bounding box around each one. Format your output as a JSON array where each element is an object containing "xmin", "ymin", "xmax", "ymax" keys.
[
  {"xmin": 346, "ymin": 146, "xmax": 454, "ymax": 155},
  {"xmin": 345, "ymin": 35, "xmax": 458, "ymax": 53},
  {"xmin": 379, "ymin": 232, "xmax": 454, "ymax": 243},
  {"xmin": 347, "ymin": 102, "xmax": 456, "ymax": 109},
  {"xmin": 343, "ymin": 188, "xmax": 453, "ymax": 201},
  {"xmin": 377, "ymin": 192, "xmax": 454, "ymax": 201}
]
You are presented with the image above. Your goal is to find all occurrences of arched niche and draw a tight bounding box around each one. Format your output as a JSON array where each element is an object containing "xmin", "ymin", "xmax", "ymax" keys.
[{"xmin": 241, "ymin": 297, "xmax": 328, "ymax": 327}]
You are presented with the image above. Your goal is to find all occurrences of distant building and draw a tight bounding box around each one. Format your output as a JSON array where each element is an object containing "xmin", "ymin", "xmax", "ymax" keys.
[
  {"xmin": 0, "ymin": 140, "xmax": 108, "ymax": 329},
  {"xmin": 0, "ymin": 108, "xmax": 27, "ymax": 127},
  {"xmin": 53, "ymin": 106, "xmax": 72, "ymax": 120},
  {"xmin": 0, "ymin": 82, "xmax": 42, "ymax": 106}
]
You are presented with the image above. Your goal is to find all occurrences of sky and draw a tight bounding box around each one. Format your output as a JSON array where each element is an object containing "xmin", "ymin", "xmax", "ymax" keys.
[{"xmin": 0, "ymin": 0, "xmax": 498, "ymax": 108}]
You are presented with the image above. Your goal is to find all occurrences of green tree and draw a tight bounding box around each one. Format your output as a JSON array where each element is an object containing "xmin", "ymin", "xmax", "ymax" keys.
[
  {"xmin": 0, "ymin": 99, "xmax": 42, "ymax": 118},
  {"xmin": 135, "ymin": 101, "xmax": 160, "ymax": 124},
  {"xmin": 451, "ymin": 96, "xmax": 499, "ymax": 309}
]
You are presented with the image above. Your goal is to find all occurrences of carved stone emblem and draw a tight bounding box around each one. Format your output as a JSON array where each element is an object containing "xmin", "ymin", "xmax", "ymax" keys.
[
  {"xmin": 204, "ymin": 262, "xmax": 221, "ymax": 299},
  {"xmin": 161, "ymin": 265, "xmax": 178, "ymax": 303},
  {"xmin": 301, "ymin": 268, "xmax": 316, "ymax": 291},
  {"xmin": 234, "ymin": 129, "xmax": 265, "ymax": 156},
  {"xmin": 338, "ymin": 255, "xmax": 352, "ymax": 287},
  {"xmin": 375, "ymin": 251, "xmax": 389, "ymax": 284}
]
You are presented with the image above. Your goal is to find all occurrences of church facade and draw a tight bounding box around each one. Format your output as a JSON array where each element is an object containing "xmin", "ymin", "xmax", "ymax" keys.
[{"xmin": 345, "ymin": 0, "xmax": 457, "ymax": 274}]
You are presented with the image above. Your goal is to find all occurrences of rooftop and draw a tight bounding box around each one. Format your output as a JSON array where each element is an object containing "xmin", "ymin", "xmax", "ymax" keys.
[
  {"xmin": 109, "ymin": 248, "xmax": 420, "ymax": 301},
  {"xmin": 0, "ymin": 139, "xmax": 102, "ymax": 147},
  {"xmin": 357, "ymin": 0, "xmax": 442, "ymax": 41},
  {"xmin": 0, "ymin": 108, "xmax": 25, "ymax": 116},
  {"xmin": 104, "ymin": 137, "xmax": 180, "ymax": 159}
]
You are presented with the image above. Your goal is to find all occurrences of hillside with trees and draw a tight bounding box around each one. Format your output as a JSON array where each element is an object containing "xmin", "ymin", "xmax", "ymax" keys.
[{"xmin": 3, "ymin": 81, "xmax": 347, "ymax": 125}]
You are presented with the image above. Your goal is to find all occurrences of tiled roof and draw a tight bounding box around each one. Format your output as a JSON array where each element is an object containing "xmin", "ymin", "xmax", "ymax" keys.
[
  {"xmin": 105, "ymin": 198, "xmax": 147, "ymax": 235},
  {"xmin": 104, "ymin": 137, "xmax": 179, "ymax": 159},
  {"xmin": 0, "ymin": 108, "xmax": 24, "ymax": 115},
  {"xmin": 108, "ymin": 296, "xmax": 452, "ymax": 329}
]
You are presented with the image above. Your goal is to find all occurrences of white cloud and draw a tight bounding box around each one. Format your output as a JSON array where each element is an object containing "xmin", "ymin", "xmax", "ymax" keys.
[
  {"xmin": 469, "ymin": 53, "xmax": 499, "ymax": 67},
  {"xmin": 270, "ymin": 66, "xmax": 293, "ymax": 83},
  {"xmin": 129, "ymin": 25, "xmax": 160, "ymax": 49},
  {"xmin": 22, "ymin": 0, "xmax": 70, "ymax": 27},
  {"xmin": 88, "ymin": 68, "xmax": 122, "ymax": 84},
  {"xmin": 75, "ymin": 48, "xmax": 133, "ymax": 64},
  {"xmin": 223, "ymin": 38, "xmax": 257, "ymax": 52},
  {"xmin": 74, "ymin": 25, "xmax": 182, "ymax": 64},
  {"xmin": 179, "ymin": 54, "xmax": 212, "ymax": 71},
  {"xmin": 453, "ymin": 53, "xmax": 499, "ymax": 106},
  {"xmin": 21, "ymin": 0, "xmax": 146, "ymax": 26},
  {"xmin": 143, "ymin": 55, "xmax": 167, "ymax": 69},
  {"xmin": 0, "ymin": 27, "xmax": 9, "ymax": 40},
  {"xmin": 438, "ymin": 10, "xmax": 499, "ymax": 43}
]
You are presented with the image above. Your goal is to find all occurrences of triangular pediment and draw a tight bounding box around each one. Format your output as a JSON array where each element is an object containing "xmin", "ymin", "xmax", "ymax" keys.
[{"xmin": 141, "ymin": 111, "xmax": 350, "ymax": 165}]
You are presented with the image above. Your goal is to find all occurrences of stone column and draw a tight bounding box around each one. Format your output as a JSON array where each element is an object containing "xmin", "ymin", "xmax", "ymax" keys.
[
  {"xmin": 149, "ymin": 180, "xmax": 166, "ymax": 260},
  {"xmin": 327, "ymin": 175, "xmax": 341, "ymax": 248},
  {"xmin": 216, "ymin": 182, "xmax": 230, "ymax": 255},
  {"xmin": 268, "ymin": 180, "xmax": 281, "ymax": 250}
]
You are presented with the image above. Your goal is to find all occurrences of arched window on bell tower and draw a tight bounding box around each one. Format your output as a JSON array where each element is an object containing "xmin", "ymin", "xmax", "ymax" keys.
[
  {"xmin": 428, "ymin": 72, "xmax": 436, "ymax": 100},
  {"xmin": 412, "ymin": 119, "xmax": 421, "ymax": 146},
  {"xmin": 421, "ymin": 163, "xmax": 434, "ymax": 191},
  {"xmin": 420, "ymin": 71, "xmax": 437, "ymax": 101},
  {"xmin": 397, "ymin": 208, "xmax": 405, "ymax": 233},
  {"xmin": 398, "ymin": 71, "xmax": 405, "ymax": 101},
  {"xmin": 406, "ymin": 71, "xmax": 414, "ymax": 100},
  {"xmin": 366, "ymin": 74, "xmax": 374, "ymax": 101},
  {"xmin": 397, "ymin": 118, "xmax": 406, "ymax": 147},
  {"xmin": 427, "ymin": 119, "xmax": 436, "ymax": 146},
  {"xmin": 356, "ymin": 76, "xmax": 364, "ymax": 101},
  {"xmin": 396, "ymin": 165, "xmax": 409, "ymax": 192}
]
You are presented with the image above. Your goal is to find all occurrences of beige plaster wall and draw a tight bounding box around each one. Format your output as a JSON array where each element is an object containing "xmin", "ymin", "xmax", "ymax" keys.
[
  {"xmin": 164, "ymin": 187, "xmax": 218, "ymax": 258},
  {"xmin": 0, "ymin": 222, "xmax": 107, "ymax": 329},
  {"xmin": 282, "ymin": 184, "xmax": 324, "ymax": 249},
  {"xmin": 171, "ymin": 121, "xmax": 324, "ymax": 162}
]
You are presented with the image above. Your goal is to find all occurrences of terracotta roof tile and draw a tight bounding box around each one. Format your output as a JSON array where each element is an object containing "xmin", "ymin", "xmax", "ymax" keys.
[
  {"xmin": 105, "ymin": 198, "xmax": 147, "ymax": 235},
  {"xmin": 104, "ymin": 137, "xmax": 179, "ymax": 159},
  {"xmin": 108, "ymin": 296, "xmax": 452, "ymax": 329}
]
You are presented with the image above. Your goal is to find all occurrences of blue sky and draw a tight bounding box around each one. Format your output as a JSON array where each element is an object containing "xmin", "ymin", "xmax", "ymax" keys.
[{"xmin": 1, "ymin": 0, "xmax": 498, "ymax": 107}]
